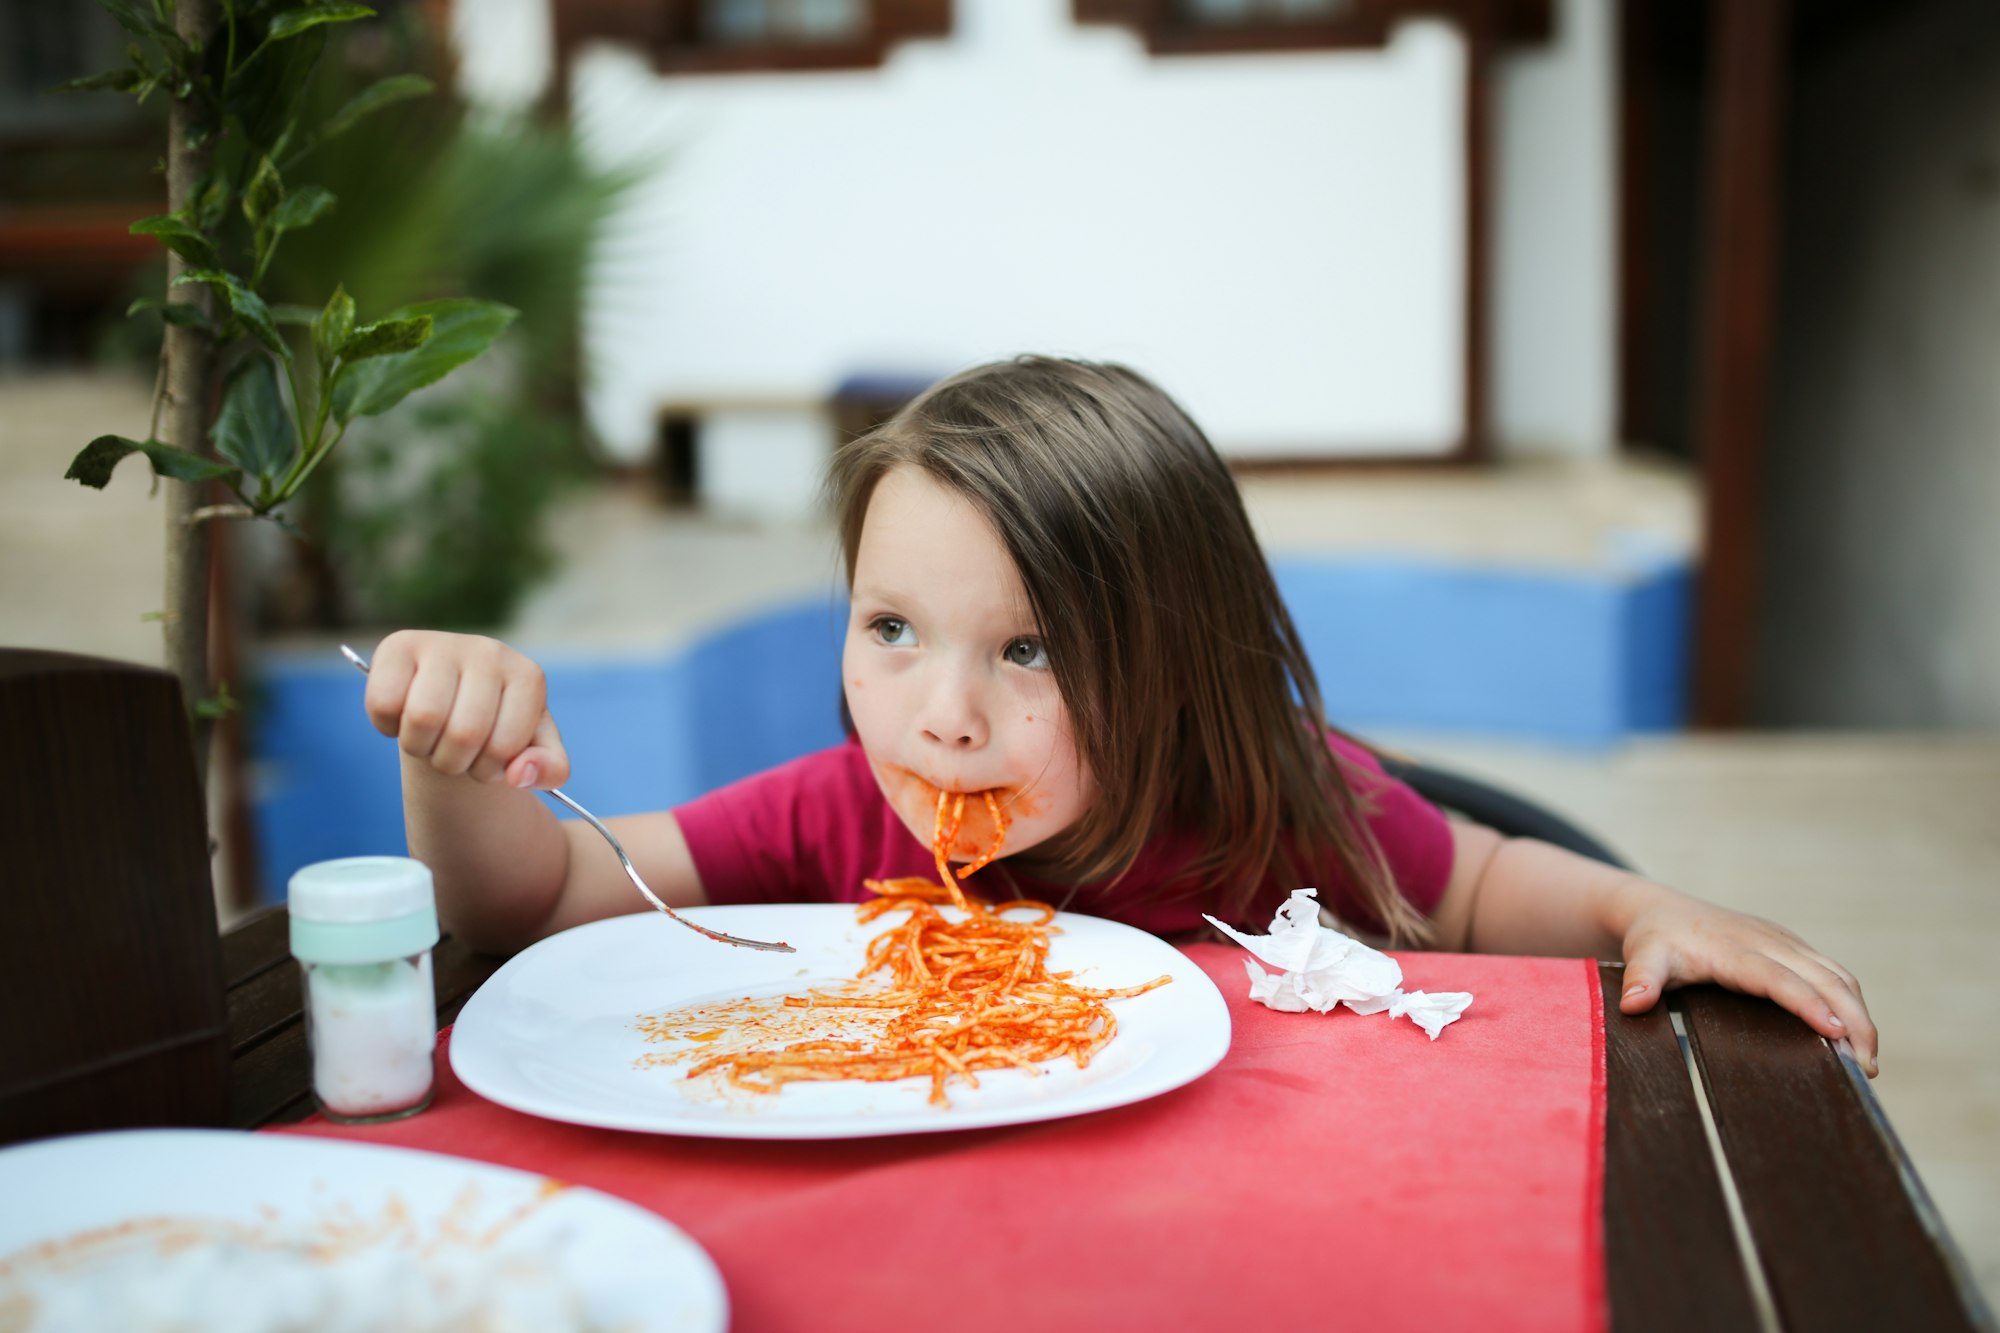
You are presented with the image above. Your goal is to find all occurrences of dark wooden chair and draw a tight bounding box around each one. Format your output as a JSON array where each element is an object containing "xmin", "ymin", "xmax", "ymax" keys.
[{"xmin": 0, "ymin": 648, "xmax": 229, "ymax": 1146}]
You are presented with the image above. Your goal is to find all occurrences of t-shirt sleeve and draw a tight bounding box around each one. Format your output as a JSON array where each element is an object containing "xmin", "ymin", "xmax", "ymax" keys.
[{"xmin": 1324, "ymin": 732, "xmax": 1456, "ymax": 928}]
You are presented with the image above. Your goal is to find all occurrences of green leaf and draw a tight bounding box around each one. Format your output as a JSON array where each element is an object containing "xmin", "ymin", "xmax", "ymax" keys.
[
  {"xmin": 312, "ymin": 284, "xmax": 356, "ymax": 367},
  {"xmin": 170, "ymin": 267, "xmax": 231, "ymax": 291},
  {"xmin": 339, "ymin": 315, "xmax": 431, "ymax": 362},
  {"xmin": 268, "ymin": 184, "xmax": 334, "ymax": 235},
  {"xmin": 227, "ymin": 24, "xmax": 325, "ymax": 147},
  {"xmin": 96, "ymin": 1, "xmax": 193, "ymax": 67},
  {"xmin": 193, "ymin": 679, "xmax": 239, "ymax": 720},
  {"xmin": 172, "ymin": 269, "xmax": 292, "ymax": 361},
  {"xmin": 57, "ymin": 68, "xmax": 142, "ymax": 93},
  {"xmin": 65, "ymin": 435, "xmax": 239, "ymax": 489},
  {"xmin": 212, "ymin": 355, "xmax": 298, "ymax": 483},
  {"xmin": 333, "ymin": 301, "xmax": 516, "ymax": 422},
  {"xmin": 321, "ymin": 73, "xmax": 432, "ymax": 142},
  {"xmin": 243, "ymin": 155, "xmax": 283, "ymax": 229},
  {"xmin": 64, "ymin": 436, "xmax": 141, "ymax": 488},
  {"xmin": 225, "ymin": 283, "xmax": 290, "ymax": 361},
  {"xmin": 95, "ymin": 0, "xmax": 175, "ymax": 42},
  {"xmin": 127, "ymin": 296, "xmax": 221, "ymax": 335},
  {"xmin": 130, "ymin": 212, "xmax": 219, "ymax": 268},
  {"xmin": 269, "ymin": 303, "xmax": 319, "ymax": 326},
  {"xmin": 266, "ymin": 5, "xmax": 374, "ymax": 41},
  {"xmin": 194, "ymin": 175, "xmax": 229, "ymax": 231}
]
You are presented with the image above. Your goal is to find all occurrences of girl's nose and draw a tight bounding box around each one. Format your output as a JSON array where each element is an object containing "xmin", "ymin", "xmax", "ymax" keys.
[{"xmin": 919, "ymin": 672, "xmax": 988, "ymax": 750}]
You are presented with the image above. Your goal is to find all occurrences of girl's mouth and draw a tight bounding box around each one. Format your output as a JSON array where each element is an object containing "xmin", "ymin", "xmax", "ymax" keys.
[
  {"xmin": 876, "ymin": 764, "xmax": 1017, "ymax": 873},
  {"xmin": 928, "ymin": 786, "xmax": 1011, "ymax": 878}
]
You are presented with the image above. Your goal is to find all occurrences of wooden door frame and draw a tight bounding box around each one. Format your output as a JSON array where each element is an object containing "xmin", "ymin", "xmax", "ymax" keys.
[{"xmin": 1618, "ymin": 0, "xmax": 1790, "ymax": 728}]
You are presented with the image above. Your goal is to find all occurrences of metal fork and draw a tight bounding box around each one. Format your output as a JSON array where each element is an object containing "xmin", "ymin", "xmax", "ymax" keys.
[{"xmin": 341, "ymin": 645, "xmax": 793, "ymax": 953}]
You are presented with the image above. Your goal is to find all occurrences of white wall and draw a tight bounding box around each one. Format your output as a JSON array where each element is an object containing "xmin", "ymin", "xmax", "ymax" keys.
[
  {"xmin": 452, "ymin": 0, "xmax": 1619, "ymax": 464},
  {"xmin": 1490, "ymin": 0, "xmax": 1618, "ymax": 457}
]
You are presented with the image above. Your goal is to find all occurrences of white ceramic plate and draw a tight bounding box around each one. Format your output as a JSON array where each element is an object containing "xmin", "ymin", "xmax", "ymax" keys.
[
  {"xmin": 0, "ymin": 1129, "xmax": 726, "ymax": 1331},
  {"xmin": 451, "ymin": 903, "xmax": 1231, "ymax": 1139}
]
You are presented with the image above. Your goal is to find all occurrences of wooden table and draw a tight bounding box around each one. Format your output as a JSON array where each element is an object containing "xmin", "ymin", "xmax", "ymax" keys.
[{"xmin": 221, "ymin": 907, "xmax": 1991, "ymax": 1333}]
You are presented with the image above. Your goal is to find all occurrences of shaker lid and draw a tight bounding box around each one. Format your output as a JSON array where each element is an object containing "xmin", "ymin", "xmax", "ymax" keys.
[{"xmin": 289, "ymin": 855, "xmax": 435, "ymax": 924}]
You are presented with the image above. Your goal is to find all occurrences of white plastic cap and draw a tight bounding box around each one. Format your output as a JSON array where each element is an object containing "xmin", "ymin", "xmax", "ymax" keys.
[{"xmin": 288, "ymin": 856, "xmax": 435, "ymax": 924}]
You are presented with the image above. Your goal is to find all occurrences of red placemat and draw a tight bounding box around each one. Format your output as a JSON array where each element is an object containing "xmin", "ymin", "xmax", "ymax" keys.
[{"xmin": 276, "ymin": 944, "xmax": 1606, "ymax": 1333}]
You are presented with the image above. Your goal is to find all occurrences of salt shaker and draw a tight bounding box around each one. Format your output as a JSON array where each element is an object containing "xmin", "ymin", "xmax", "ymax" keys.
[{"xmin": 288, "ymin": 856, "xmax": 440, "ymax": 1123}]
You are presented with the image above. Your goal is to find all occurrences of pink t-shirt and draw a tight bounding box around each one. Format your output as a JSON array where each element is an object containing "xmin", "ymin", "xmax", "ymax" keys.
[{"xmin": 674, "ymin": 734, "xmax": 1455, "ymax": 937}]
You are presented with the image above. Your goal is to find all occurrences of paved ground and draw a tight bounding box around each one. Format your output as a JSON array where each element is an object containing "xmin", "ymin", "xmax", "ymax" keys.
[{"xmin": 4, "ymin": 367, "xmax": 1994, "ymax": 1309}]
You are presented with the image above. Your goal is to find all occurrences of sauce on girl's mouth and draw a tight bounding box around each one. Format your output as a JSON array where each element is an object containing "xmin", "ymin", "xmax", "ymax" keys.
[{"xmin": 877, "ymin": 763, "xmax": 1049, "ymax": 867}]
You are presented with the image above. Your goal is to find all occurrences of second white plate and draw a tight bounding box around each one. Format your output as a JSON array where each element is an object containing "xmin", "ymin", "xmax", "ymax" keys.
[
  {"xmin": 451, "ymin": 903, "xmax": 1231, "ymax": 1139},
  {"xmin": 0, "ymin": 1129, "xmax": 725, "ymax": 1332}
]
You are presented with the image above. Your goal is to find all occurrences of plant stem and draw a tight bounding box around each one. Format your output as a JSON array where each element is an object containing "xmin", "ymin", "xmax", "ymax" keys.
[
  {"xmin": 163, "ymin": 0, "xmax": 221, "ymax": 782},
  {"xmin": 285, "ymin": 420, "xmax": 349, "ymax": 498}
]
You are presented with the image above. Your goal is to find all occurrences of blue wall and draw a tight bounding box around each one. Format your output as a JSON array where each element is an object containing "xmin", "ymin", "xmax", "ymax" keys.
[{"xmin": 250, "ymin": 554, "xmax": 1690, "ymax": 900}]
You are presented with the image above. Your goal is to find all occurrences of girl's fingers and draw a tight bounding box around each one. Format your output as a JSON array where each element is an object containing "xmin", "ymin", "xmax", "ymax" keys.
[
  {"xmin": 362, "ymin": 641, "xmax": 418, "ymax": 739},
  {"xmin": 506, "ymin": 710, "xmax": 569, "ymax": 790},
  {"xmin": 397, "ymin": 656, "xmax": 462, "ymax": 761},
  {"xmin": 1737, "ymin": 953, "xmax": 1856, "ymax": 1049},
  {"xmin": 1619, "ymin": 937, "xmax": 1676, "ymax": 1014},
  {"xmin": 1786, "ymin": 950, "xmax": 1879, "ymax": 1075},
  {"xmin": 431, "ymin": 668, "xmax": 502, "ymax": 778},
  {"xmin": 475, "ymin": 677, "xmax": 545, "ymax": 784},
  {"xmin": 1810, "ymin": 950, "xmax": 1865, "ymax": 1002}
]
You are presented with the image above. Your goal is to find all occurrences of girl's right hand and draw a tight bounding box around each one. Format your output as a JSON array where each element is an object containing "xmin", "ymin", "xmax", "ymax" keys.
[{"xmin": 361, "ymin": 630, "xmax": 570, "ymax": 790}]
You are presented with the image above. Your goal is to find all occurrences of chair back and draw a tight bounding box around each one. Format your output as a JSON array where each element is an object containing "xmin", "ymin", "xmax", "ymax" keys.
[
  {"xmin": 1378, "ymin": 755, "xmax": 1633, "ymax": 871},
  {"xmin": 0, "ymin": 648, "xmax": 229, "ymax": 1146}
]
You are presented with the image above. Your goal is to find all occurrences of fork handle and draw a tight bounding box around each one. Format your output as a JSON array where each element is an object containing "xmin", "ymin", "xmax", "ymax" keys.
[{"xmin": 542, "ymin": 789, "xmax": 795, "ymax": 952}]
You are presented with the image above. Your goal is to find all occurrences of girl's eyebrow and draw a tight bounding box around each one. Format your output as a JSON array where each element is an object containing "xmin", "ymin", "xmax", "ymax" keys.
[{"xmin": 850, "ymin": 579, "xmax": 915, "ymax": 607}]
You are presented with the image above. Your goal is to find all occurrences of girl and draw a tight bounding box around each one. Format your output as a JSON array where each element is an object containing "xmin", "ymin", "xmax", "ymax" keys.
[{"xmin": 364, "ymin": 356, "xmax": 1878, "ymax": 1074}]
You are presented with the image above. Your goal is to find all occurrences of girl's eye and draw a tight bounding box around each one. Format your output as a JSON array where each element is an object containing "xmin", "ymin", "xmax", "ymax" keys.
[
  {"xmin": 1003, "ymin": 637, "xmax": 1049, "ymax": 669},
  {"xmin": 871, "ymin": 616, "xmax": 915, "ymax": 646}
]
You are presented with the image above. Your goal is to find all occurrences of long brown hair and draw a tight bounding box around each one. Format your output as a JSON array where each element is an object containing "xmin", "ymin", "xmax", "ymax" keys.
[{"xmin": 827, "ymin": 356, "xmax": 1433, "ymax": 943}]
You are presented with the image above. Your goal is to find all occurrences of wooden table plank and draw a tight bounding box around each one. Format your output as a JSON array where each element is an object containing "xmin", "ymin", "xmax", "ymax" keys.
[
  {"xmin": 1598, "ymin": 969, "xmax": 1763, "ymax": 1333},
  {"xmin": 1680, "ymin": 986, "xmax": 1983, "ymax": 1332},
  {"xmin": 219, "ymin": 905, "xmax": 290, "ymax": 988}
]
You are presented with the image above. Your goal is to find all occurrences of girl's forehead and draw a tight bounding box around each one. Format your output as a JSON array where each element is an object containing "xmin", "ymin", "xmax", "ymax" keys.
[{"xmin": 854, "ymin": 466, "xmax": 1033, "ymax": 618}]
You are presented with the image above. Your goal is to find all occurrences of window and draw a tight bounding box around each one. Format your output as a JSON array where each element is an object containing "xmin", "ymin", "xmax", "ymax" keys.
[
  {"xmin": 1073, "ymin": 0, "xmax": 1550, "ymax": 57},
  {"xmin": 1178, "ymin": 0, "xmax": 1358, "ymax": 26},
  {"xmin": 703, "ymin": 0, "xmax": 869, "ymax": 46},
  {"xmin": 553, "ymin": 0, "xmax": 951, "ymax": 79}
]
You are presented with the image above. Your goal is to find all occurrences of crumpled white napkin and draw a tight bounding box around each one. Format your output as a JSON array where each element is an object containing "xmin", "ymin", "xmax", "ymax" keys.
[{"xmin": 1204, "ymin": 888, "xmax": 1474, "ymax": 1040}]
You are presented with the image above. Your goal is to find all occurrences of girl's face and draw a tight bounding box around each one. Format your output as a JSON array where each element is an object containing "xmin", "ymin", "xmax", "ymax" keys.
[{"xmin": 843, "ymin": 465, "xmax": 1096, "ymax": 870}]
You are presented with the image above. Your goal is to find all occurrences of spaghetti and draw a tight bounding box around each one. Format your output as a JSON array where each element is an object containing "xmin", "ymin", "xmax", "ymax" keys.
[
  {"xmin": 656, "ymin": 877, "xmax": 1171, "ymax": 1107},
  {"xmin": 928, "ymin": 786, "xmax": 1010, "ymax": 906}
]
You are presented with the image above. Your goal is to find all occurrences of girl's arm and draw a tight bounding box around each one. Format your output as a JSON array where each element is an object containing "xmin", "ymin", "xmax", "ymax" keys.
[
  {"xmin": 368, "ymin": 631, "xmax": 708, "ymax": 955},
  {"xmin": 1428, "ymin": 820, "xmax": 1879, "ymax": 1075}
]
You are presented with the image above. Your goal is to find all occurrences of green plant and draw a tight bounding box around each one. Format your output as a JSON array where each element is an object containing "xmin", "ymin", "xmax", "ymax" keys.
[
  {"xmin": 252, "ymin": 22, "xmax": 636, "ymax": 629},
  {"xmin": 53, "ymin": 0, "xmax": 514, "ymax": 761}
]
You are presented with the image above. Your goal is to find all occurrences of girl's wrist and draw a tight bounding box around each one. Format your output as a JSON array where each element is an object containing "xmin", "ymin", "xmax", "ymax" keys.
[{"xmin": 1601, "ymin": 872, "xmax": 1678, "ymax": 943}]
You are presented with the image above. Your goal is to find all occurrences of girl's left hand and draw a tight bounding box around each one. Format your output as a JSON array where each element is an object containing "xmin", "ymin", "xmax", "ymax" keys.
[{"xmin": 1616, "ymin": 887, "xmax": 1878, "ymax": 1077}]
